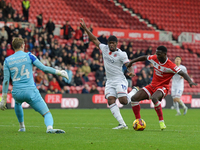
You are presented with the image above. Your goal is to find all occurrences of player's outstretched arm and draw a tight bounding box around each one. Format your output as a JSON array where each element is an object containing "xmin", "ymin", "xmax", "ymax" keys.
[
  {"xmin": 127, "ymin": 55, "xmax": 148, "ymax": 68},
  {"xmin": 33, "ymin": 60, "xmax": 69, "ymax": 80},
  {"xmin": 80, "ymin": 18, "xmax": 100, "ymax": 48},
  {"xmin": 178, "ymin": 70, "xmax": 197, "ymax": 87},
  {"xmin": 0, "ymin": 61, "xmax": 10, "ymax": 110}
]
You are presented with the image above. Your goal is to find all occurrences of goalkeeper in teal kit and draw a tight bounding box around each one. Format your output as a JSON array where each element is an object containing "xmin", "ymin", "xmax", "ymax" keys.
[{"xmin": 0, "ymin": 38, "xmax": 68, "ymax": 134}]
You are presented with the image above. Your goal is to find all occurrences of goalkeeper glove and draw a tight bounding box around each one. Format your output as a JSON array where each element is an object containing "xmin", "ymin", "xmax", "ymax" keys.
[
  {"xmin": 56, "ymin": 70, "xmax": 69, "ymax": 80},
  {"xmin": 0, "ymin": 93, "xmax": 7, "ymax": 111}
]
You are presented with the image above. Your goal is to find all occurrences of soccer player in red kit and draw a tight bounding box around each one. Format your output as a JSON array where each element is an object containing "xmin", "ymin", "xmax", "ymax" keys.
[{"xmin": 127, "ymin": 46, "xmax": 197, "ymax": 130}]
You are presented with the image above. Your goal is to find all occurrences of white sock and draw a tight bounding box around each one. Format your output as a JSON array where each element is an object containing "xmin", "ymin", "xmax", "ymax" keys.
[
  {"xmin": 174, "ymin": 102, "xmax": 181, "ymax": 113},
  {"xmin": 131, "ymin": 101, "xmax": 140, "ymax": 107},
  {"xmin": 47, "ymin": 125, "xmax": 53, "ymax": 130},
  {"xmin": 127, "ymin": 88, "xmax": 138, "ymax": 104},
  {"xmin": 154, "ymin": 101, "xmax": 161, "ymax": 107},
  {"xmin": 159, "ymin": 120, "xmax": 164, "ymax": 123},
  {"xmin": 19, "ymin": 122, "xmax": 25, "ymax": 128},
  {"xmin": 109, "ymin": 103, "xmax": 126, "ymax": 125},
  {"xmin": 178, "ymin": 100, "xmax": 187, "ymax": 109}
]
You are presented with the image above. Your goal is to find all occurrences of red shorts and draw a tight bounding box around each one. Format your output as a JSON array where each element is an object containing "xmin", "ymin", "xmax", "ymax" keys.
[{"xmin": 142, "ymin": 84, "xmax": 169, "ymax": 99}]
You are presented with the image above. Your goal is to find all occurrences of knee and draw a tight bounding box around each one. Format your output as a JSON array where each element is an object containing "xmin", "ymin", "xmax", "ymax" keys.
[
  {"xmin": 119, "ymin": 97, "xmax": 128, "ymax": 105},
  {"xmin": 152, "ymin": 97, "xmax": 159, "ymax": 104},
  {"xmin": 107, "ymin": 98, "xmax": 115, "ymax": 106}
]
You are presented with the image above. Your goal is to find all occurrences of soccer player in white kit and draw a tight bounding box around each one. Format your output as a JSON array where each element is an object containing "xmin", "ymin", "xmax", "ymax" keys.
[
  {"xmin": 80, "ymin": 19, "xmax": 137, "ymax": 129},
  {"xmin": 171, "ymin": 56, "xmax": 188, "ymax": 115}
]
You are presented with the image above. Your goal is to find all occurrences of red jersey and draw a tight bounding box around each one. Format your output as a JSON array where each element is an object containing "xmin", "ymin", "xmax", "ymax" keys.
[{"xmin": 147, "ymin": 55, "xmax": 181, "ymax": 89}]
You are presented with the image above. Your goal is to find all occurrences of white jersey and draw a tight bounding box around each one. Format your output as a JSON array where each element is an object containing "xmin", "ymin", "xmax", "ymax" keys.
[
  {"xmin": 171, "ymin": 64, "xmax": 187, "ymax": 89},
  {"xmin": 99, "ymin": 43, "xmax": 129, "ymax": 81}
]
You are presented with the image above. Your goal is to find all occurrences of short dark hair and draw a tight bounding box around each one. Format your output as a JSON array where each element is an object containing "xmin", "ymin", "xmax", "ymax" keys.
[
  {"xmin": 108, "ymin": 35, "xmax": 118, "ymax": 43},
  {"xmin": 175, "ymin": 56, "xmax": 182, "ymax": 60},
  {"xmin": 157, "ymin": 46, "xmax": 167, "ymax": 53}
]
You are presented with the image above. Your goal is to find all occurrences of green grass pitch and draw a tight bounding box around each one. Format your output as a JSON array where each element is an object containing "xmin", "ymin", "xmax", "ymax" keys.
[{"xmin": 0, "ymin": 108, "xmax": 200, "ymax": 150}]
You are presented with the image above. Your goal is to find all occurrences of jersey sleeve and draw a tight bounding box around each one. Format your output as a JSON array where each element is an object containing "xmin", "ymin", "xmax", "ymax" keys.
[
  {"xmin": 28, "ymin": 52, "xmax": 38, "ymax": 63},
  {"xmin": 171, "ymin": 63, "xmax": 181, "ymax": 74},
  {"xmin": 121, "ymin": 52, "xmax": 130, "ymax": 64},
  {"xmin": 99, "ymin": 43, "xmax": 107, "ymax": 53},
  {"xmin": 147, "ymin": 55, "xmax": 157, "ymax": 63},
  {"xmin": 2, "ymin": 60, "xmax": 10, "ymax": 94}
]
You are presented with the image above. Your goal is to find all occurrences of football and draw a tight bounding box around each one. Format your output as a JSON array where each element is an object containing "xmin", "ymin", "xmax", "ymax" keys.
[{"xmin": 133, "ymin": 119, "xmax": 146, "ymax": 131}]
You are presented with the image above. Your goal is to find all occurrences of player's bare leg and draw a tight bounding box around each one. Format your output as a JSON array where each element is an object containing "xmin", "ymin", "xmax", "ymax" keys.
[
  {"xmin": 174, "ymin": 97, "xmax": 188, "ymax": 115},
  {"xmin": 131, "ymin": 89, "xmax": 149, "ymax": 120},
  {"xmin": 151, "ymin": 91, "xmax": 166, "ymax": 130},
  {"xmin": 108, "ymin": 96, "xmax": 128, "ymax": 129},
  {"xmin": 173, "ymin": 98, "xmax": 181, "ymax": 115}
]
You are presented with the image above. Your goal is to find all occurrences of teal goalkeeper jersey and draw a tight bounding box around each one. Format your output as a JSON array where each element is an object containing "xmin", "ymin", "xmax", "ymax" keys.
[{"xmin": 3, "ymin": 51, "xmax": 56, "ymax": 93}]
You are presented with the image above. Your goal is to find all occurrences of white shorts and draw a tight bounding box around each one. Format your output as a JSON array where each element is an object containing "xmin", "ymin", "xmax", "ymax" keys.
[
  {"xmin": 171, "ymin": 87, "xmax": 183, "ymax": 99},
  {"xmin": 105, "ymin": 79, "xmax": 128, "ymax": 99}
]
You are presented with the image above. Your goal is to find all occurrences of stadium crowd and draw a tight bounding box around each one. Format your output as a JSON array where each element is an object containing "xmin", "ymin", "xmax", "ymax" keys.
[{"xmin": 0, "ymin": 1, "xmax": 154, "ymax": 94}]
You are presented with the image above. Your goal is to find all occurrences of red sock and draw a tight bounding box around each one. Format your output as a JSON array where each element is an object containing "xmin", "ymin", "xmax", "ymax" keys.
[
  {"xmin": 154, "ymin": 102, "xmax": 164, "ymax": 121},
  {"xmin": 132, "ymin": 104, "xmax": 141, "ymax": 119}
]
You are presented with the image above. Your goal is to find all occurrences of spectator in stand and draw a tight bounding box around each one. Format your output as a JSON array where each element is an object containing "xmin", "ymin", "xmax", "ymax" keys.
[
  {"xmin": 13, "ymin": 12, "xmax": 20, "ymax": 22},
  {"xmin": 95, "ymin": 66, "xmax": 105, "ymax": 87},
  {"xmin": 45, "ymin": 18, "xmax": 55, "ymax": 35},
  {"xmin": 84, "ymin": 53, "xmax": 92, "ymax": 65},
  {"xmin": 90, "ymin": 60, "xmax": 99, "ymax": 72},
  {"xmin": 140, "ymin": 64, "xmax": 151, "ymax": 77},
  {"xmin": 93, "ymin": 53, "xmax": 99, "ymax": 61},
  {"xmin": 6, "ymin": 43, "xmax": 14, "ymax": 56},
  {"xmin": 51, "ymin": 44, "xmax": 60, "ymax": 59},
  {"xmin": 127, "ymin": 41, "xmax": 133, "ymax": 49},
  {"xmin": 74, "ymin": 72, "xmax": 83, "ymax": 86},
  {"xmin": 43, "ymin": 44, "xmax": 51, "ymax": 55},
  {"xmin": 146, "ymin": 46, "xmax": 153, "ymax": 55},
  {"xmin": 18, "ymin": 23, "xmax": 25, "ymax": 37},
  {"xmin": 35, "ymin": 71, "xmax": 44, "ymax": 87},
  {"xmin": 40, "ymin": 55, "xmax": 50, "ymax": 66},
  {"xmin": 36, "ymin": 13, "xmax": 43, "ymax": 29},
  {"xmin": 56, "ymin": 76, "xmax": 66, "ymax": 89},
  {"xmin": 6, "ymin": 13, "xmax": 13, "ymax": 22},
  {"xmin": 120, "ymin": 41, "xmax": 127, "ymax": 52},
  {"xmin": 134, "ymin": 49, "xmax": 142, "ymax": 58},
  {"xmin": 0, "ymin": 0, "xmax": 6, "ymax": 10},
  {"xmin": 4, "ymin": 21, "xmax": 11, "ymax": 42},
  {"xmin": 0, "ymin": 26, "xmax": 8, "ymax": 41},
  {"xmin": 83, "ymin": 30, "xmax": 89, "ymax": 49},
  {"xmin": 81, "ymin": 61, "xmax": 91, "ymax": 82},
  {"xmin": 77, "ymin": 54, "xmax": 83, "ymax": 67},
  {"xmin": 5, "ymin": 3, "xmax": 15, "ymax": 18},
  {"xmin": 136, "ymin": 75, "xmax": 145, "ymax": 88},
  {"xmin": 91, "ymin": 46, "xmax": 100, "ymax": 58},
  {"xmin": 47, "ymin": 85, "xmax": 55, "ymax": 94},
  {"xmin": 78, "ymin": 40, "xmax": 87, "ymax": 53},
  {"xmin": 71, "ymin": 52, "xmax": 77, "ymax": 67},
  {"xmin": 82, "ymin": 84, "xmax": 89, "ymax": 94},
  {"xmin": 141, "ymin": 70, "xmax": 150, "ymax": 86},
  {"xmin": 126, "ymin": 47, "xmax": 134, "ymax": 59},
  {"xmin": 140, "ymin": 49, "xmax": 145, "ymax": 56},
  {"xmin": 55, "ymin": 57, "xmax": 63, "ymax": 67},
  {"xmin": 23, "ymin": 30, "xmax": 30, "ymax": 40},
  {"xmin": 49, "ymin": 77, "xmax": 61, "ymax": 91},
  {"xmin": 28, "ymin": 38, "xmax": 34, "ymax": 51},
  {"xmin": 38, "ymin": 84, "xmax": 47, "ymax": 93},
  {"xmin": 0, "ymin": 12, "xmax": 5, "ymax": 21},
  {"xmin": 61, "ymin": 20, "xmax": 74, "ymax": 40},
  {"xmin": 124, "ymin": 69, "xmax": 132, "ymax": 88},
  {"xmin": 63, "ymin": 64, "xmax": 73, "ymax": 86},
  {"xmin": 98, "ymin": 34, "xmax": 107, "ymax": 44},
  {"xmin": 74, "ymin": 26, "xmax": 82, "ymax": 40},
  {"xmin": 22, "ymin": 0, "xmax": 30, "ymax": 21},
  {"xmin": 90, "ymin": 84, "xmax": 99, "ymax": 94},
  {"xmin": 61, "ymin": 86, "xmax": 70, "ymax": 94},
  {"xmin": 71, "ymin": 39, "xmax": 78, "ymax": 50}
]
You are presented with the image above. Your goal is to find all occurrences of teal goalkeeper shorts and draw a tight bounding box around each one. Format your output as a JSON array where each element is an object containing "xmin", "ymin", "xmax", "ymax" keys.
[{"xmin": 12, "ymin": 88, "xmax": 49, "ymax": 115}]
